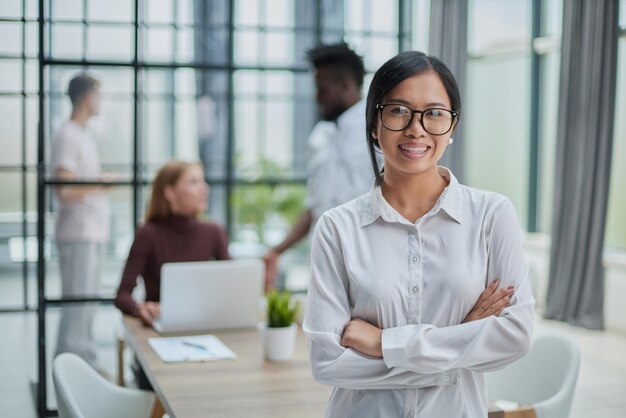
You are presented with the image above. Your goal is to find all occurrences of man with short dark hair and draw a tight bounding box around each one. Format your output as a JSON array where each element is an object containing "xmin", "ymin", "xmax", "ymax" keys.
[
  {"xmin": 263, "ymin": 42, "xmax": 380, "ymax": 288},
  {"xmin": 50, "ymin": 72, "xmax": 110, "ymax": 368}
]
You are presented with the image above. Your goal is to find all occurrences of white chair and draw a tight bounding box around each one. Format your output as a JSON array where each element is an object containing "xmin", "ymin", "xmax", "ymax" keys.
[
  {"xmin": 486, "ymin": 333, "xmax": 580, "ymax": 418},
  {"xmin": 53, "ymin": 353, "xmax": 158, "ymax": 418}
]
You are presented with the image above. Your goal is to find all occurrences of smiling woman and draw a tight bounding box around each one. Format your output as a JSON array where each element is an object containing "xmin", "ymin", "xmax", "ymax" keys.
[
  {"xmin": 372, "ymin": 71, "xmax": 458, "ymax": 196},
  {"xmin": 303, "ymin": 51, "xmax": 535, "ymax": 418},
  {"xmin": 115, "ymin": 160, "xmax": 230, "ymax": 326}
]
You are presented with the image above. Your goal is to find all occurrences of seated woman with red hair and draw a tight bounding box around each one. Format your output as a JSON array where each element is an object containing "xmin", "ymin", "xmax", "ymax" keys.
[{"xmin": 115, "ymin": 160, "xmax": 230, "ymax": 326}]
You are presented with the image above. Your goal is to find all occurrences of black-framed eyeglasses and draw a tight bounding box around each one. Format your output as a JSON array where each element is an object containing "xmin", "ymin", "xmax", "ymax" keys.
[{"xmin": 376, "ymin": 103, "xmax": 458, "ymax": 135}]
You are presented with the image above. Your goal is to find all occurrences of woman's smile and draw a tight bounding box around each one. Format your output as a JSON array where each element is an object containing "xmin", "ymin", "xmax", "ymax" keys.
[{"xmin": 398, "ymin": 142, "xmax": 431, "ymax": 159}]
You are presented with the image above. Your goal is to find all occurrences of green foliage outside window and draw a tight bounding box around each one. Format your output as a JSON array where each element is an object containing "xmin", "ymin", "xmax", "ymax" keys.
[{"xmin": 232, "ymin": 157, "xmax": 306, "ymax": 244}]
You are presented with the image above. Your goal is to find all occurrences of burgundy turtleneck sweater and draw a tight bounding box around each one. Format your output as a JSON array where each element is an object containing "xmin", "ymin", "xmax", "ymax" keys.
[{"xmin": 114, "ymin": 214, "xmax": 231, "ymax": 316}]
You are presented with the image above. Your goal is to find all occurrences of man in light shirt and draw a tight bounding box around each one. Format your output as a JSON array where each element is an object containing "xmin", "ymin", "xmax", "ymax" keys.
[
  {"xmin": 263, "ymin": 42, "xmax": 380, "ymax": 288},
  {"xmin": 50, "ymin": 73, "xmax": 110, "ymax": 367}
]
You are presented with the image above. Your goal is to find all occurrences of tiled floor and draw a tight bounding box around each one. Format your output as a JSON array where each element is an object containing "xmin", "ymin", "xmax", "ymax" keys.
[
  {"xmin": 0, "ymin": 307, "xmax": 122, "ymax": 418},
  {"xmin": 1, "ymin": 309, "xmax": 625, "ymax": 418}
]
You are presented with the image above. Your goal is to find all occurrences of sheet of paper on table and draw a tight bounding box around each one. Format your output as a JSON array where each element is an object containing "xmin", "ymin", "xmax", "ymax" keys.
[{"xmin": 148, "ymin": 335, "xmax": 238, "ymax": 363}]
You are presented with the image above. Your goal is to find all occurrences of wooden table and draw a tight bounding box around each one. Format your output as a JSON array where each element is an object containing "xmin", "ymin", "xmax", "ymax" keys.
[
  {"xmin": 123, "ymin": 316, "xmax": 536, "ymax": 418},
  {"xmin": 123, "ymin": 316, "xmax": 329, "ymax": 418},
  {"xmin": 488, "ymin": 403, "xmax": 537, "ymax": 418}
]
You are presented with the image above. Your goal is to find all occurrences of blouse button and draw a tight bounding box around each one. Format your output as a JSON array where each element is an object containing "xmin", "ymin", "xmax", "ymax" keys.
[
  {"xmin": 412, "ymin": 286, "xmax": 418, "ymax": 293},
  {"xmin": 412, "ymin": 256, "xmax": 418, "ymax": 263}
]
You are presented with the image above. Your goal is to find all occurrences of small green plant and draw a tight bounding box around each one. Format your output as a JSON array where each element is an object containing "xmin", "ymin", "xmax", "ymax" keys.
[{"xmin": 266, "ymin": 289, "xmax": 300, "ymax": 328}]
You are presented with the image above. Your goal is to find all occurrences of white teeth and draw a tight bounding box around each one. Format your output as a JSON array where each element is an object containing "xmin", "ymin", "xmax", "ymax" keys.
[{"xmin": 400, "ymin": 145, "xmax": 427, "ymax": 153}]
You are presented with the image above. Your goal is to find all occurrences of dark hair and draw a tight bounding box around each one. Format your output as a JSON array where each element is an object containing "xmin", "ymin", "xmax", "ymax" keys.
[
  {"xmin": 366, "ymin": 51, "xmax": 461, "ymax": 185},
  {"xmin": 306, "ymin": 42, "xmax": 365, "ymax": 88},
  {"xmin": 67, "ymin": 72, "xmax": 100, "ymax": 106}
]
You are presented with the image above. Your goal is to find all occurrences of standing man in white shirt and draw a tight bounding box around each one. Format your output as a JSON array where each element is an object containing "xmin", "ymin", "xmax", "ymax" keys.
[
  {"xmin": 263, "ymin": 42, "xmax": 379, "ymax": 288},
  {"xmin": 50, "ymin": 73, "xmax": 110, "ymax": 367}
]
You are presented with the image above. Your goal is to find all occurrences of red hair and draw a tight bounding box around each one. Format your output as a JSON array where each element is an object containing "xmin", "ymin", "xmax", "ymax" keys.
[{"xmin": 145, "ymin": 160, "xmax": 203, "ymax": 223}]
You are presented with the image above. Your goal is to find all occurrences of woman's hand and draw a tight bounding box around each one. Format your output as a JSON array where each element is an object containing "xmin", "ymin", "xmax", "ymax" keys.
[
  {"xmin": 341, "ymin": 318, "xmax": 383, "ymax": 358},
  {"xmin": 463, "ymin": 279, "xmax": 514, "ymax": 323},
  {"xmin": 136, "ymin": 301, "xmax": 160, "ymax": 326}
]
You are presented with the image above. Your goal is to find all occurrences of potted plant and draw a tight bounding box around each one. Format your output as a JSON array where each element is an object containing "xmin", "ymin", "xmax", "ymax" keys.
[{"xmin": 258, "ymin": 289, "xmax": 300, "ymax": 361}]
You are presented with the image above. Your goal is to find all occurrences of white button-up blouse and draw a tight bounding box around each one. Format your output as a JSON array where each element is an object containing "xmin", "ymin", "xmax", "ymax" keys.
[{"xmin": 303, "ymin": 167, "xmax": 535, "ymax": 418}]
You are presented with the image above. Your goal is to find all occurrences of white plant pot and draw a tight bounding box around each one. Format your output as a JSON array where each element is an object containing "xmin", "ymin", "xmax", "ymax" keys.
[{"xmin": 258, "ymin": 322, "xmax": 297, "ymax": 361}]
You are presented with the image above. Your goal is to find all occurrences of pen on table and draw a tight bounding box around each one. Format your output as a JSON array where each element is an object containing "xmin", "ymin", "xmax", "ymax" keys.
[{"xmin": 181, "ymin": 340, "xmax": 209, "ymax": 351}]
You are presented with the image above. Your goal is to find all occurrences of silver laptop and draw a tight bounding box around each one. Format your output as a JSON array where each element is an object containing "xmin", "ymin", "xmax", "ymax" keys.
[{"xmin": 152, "ymin": 259, "xmax": 264, "ymax": 333}]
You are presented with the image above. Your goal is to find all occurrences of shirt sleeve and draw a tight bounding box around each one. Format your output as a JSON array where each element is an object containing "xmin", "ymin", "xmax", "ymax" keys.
[
  {"xmin": 114, "ymin": 226, "xmax": 150, "ymax": 316},
  {"xmin": 382, "ymin": 199, "xmax": 535, "ymax": 374},
  {"xmin": 304, "ymin": 121, "xmax": 333, "ymax": 215},
  {"xmin": 304, "ymin": 214, "xmax": 460, "ymax": 390},
  {"xmin": 50, "ymin": 129, "xmax": 79, "ymax": 174}
]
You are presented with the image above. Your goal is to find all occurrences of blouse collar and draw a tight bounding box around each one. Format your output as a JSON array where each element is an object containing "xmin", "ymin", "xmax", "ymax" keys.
[{"xmin": 360, "ymin": 166, "xmax": 464, "ymax": 227}]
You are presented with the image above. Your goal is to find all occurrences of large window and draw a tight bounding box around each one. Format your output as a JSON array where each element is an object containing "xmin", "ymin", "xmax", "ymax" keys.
[
  {"xmin": 0, "ymin": 0, "xmax": 38, "ymax": 309},
  {"xmin": 536, "ymin": 0, "xmax": 562, "ymax": 234},
  {"xmin": 0, "ymin": 0, "xmax": 408, "ymax": 312},
  {"xmin": 465, "ymin": 0, "xmax": 532, "ymax": 223},
  {"xmin": 0, "ymin": 1, "xmax": 426, "ymax": 414},
  {"xmin": 606, "ymin": 28, "xmax": 626, "ymax": 250}
]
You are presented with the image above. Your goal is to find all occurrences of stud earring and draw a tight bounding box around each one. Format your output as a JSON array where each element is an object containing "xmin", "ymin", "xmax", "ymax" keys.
[{"xmin": 448, "ymin": 137, "xmax": 454, "ymax": 145}]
